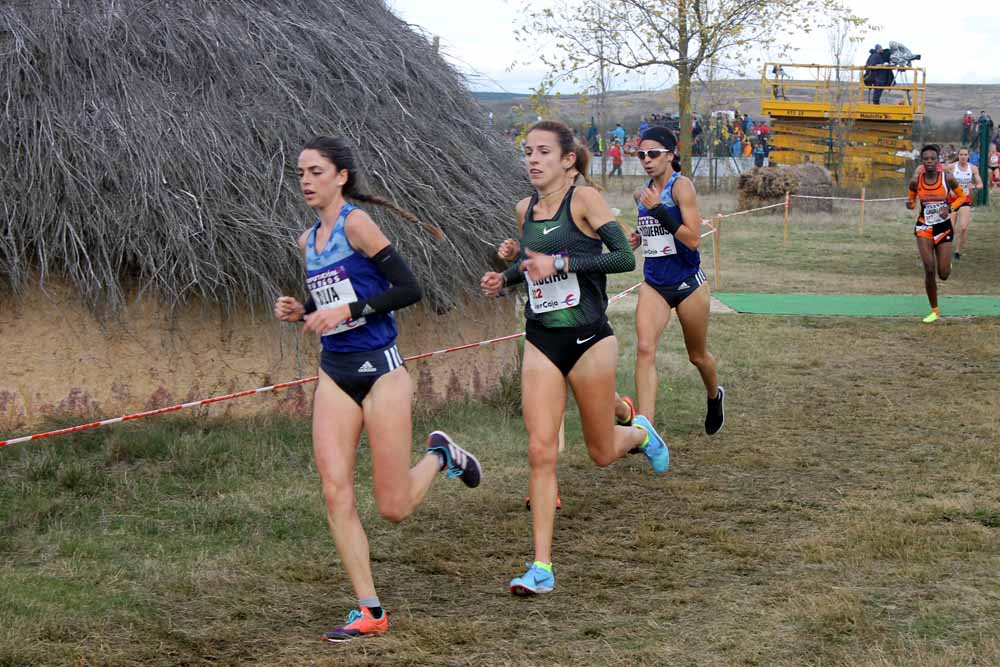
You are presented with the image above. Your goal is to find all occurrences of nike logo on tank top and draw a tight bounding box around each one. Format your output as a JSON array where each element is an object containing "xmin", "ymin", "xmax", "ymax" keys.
[{"xmin": 519, "ymin": 187, "xmax": 607, "ymax": 328}]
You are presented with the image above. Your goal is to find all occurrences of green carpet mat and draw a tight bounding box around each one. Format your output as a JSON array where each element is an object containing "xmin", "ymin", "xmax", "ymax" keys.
[{"xmin": 713, "ymin": 293, "xmax": 1000, "ymax": 317}]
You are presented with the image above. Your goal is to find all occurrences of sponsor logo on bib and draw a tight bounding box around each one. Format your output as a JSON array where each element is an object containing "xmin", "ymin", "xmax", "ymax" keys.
[
  {"xmin": 526, "ymin": 260, "xmax": 581, "ymax": 314},
  {"xmin": 307, "ymin": 266, "xmax": 367, "ymax": 336},
  {"xmin": 638, "ymin": 214, "xmax": 678, "ymax": 257}
]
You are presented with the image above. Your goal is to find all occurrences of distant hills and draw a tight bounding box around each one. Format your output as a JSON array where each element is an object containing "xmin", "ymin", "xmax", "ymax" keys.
[{"xmin": 473, "ymin": 81, "xmax": 996, "ymax": 130}]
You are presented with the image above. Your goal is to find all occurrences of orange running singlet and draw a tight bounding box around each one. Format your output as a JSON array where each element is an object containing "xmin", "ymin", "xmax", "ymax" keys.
[{"xmin": 914, "ymin": 171, "xmax": 956, "ymax": 245}]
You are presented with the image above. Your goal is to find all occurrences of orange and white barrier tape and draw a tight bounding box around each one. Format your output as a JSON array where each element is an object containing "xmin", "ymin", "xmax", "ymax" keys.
[{"xmin": 0, "ymin": 281, "xmax": 652, "ymax": 448}]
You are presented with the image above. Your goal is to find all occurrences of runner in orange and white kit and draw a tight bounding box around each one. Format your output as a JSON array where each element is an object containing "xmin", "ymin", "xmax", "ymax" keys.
[
  {"xmin": 907, "ymin": 145, "xmax": 966, "ymax": 323},
  {"xmin": 950, "ymin": 147, "xmax": 982, "ymax": 261}
]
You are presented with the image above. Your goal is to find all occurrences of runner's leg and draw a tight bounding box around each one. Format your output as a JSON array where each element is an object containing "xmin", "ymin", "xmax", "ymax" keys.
[
  {"xmin": 364, "ymin": 367, "xmax": 441, "ymax": 524},
  {"xmin": 634, "ymin": 283, "xmax": 672, "ymax": 423},
  {"xmin": 568, "ymin": 336, "xmax": 647, "ymax": 467},
  {"xmin": 312, "ymin": 373, "xmax": 373, "ymax": 601},
  {"xmin": 521, "ymin": 342, "xmax": 567, "ymax": 565}
]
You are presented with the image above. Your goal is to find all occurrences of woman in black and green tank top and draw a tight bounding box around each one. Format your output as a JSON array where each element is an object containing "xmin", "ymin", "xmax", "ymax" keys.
[{"xmin": 481, "ymin": 121, "xmax": 670, "ymax": 597}]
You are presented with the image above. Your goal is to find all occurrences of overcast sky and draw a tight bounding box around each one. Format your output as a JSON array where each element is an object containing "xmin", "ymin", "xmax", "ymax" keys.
[{"xmin": 388, "ymin": 0, "xmax": 1000, "ymax": 93}]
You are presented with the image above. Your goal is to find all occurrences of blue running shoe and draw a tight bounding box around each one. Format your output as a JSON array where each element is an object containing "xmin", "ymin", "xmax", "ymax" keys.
[
  {"xmin": 509, "ymin": 562, "xmax": 555, "ymax": 596},
  {"xmin": 426, "ymin": 431, "xmax": 482, "ymax": 488},
  {"xmin": 632, "ymin": 415, "xmax": 669, "ymax": 474}
]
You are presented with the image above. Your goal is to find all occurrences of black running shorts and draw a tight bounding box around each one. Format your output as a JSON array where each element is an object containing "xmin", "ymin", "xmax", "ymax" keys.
[
  {"xmin": 525, "ymin": 317, "xmax": 614, "ymax": 376},
  {"xmin": 319, "ymin": 342, "xmax": 405, "ymax": 406},
  {"xmin": 914, "ymin": 220, "xmax": 954, "ymax": 246},
  {"xmin": 646, "ymin": 269, "xmax": 707, "ymax": 309}
]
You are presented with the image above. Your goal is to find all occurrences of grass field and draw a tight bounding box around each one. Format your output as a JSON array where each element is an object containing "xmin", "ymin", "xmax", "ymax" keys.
[{"xmin": 2, "ymin": 194, "xmax": 999, "ymax": 666}]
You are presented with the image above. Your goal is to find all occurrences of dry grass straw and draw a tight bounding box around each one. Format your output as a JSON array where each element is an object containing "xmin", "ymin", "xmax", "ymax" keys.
[
  {"xmin": 738, "ymin": 164, "xmax": 834, "ymax": 213},
  {"xmin": 0, "ymin": 1, "xmax": 524, "ymax": 315}
]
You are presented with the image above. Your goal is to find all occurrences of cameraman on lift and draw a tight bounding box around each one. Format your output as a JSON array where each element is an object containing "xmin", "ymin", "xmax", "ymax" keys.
[{"xmin": 864, "ymin": 44, "xmax": 893, "ymax": 104}]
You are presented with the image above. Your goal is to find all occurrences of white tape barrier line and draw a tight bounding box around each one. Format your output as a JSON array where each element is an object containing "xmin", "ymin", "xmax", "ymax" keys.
[
  {"xmin": 716, "ymin": 202, "xmax": 787, "ymax": 218},
  {"xmin": 790, "ymin": 194, "xmax": 907, "ymax": 202}
]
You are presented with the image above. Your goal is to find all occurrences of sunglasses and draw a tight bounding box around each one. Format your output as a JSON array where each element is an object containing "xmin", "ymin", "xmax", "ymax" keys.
[{"xmin": 637, "ymin": 149, "xmax": 672, "ymax": 160}]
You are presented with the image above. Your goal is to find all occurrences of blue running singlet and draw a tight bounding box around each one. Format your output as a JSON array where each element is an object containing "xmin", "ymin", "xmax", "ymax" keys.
[
  {"xmin": 636, "ymin": 172, "xmax": 701, "ymax": 287},
  {"xmin": 305, "ymin": 203, "xmax": 397, "ymax": 354}
]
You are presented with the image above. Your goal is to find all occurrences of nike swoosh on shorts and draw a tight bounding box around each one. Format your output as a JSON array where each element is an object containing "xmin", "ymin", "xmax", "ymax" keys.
[{"xmin": 576, "ymin": 335, "xmax": 596, "ymax": 344}]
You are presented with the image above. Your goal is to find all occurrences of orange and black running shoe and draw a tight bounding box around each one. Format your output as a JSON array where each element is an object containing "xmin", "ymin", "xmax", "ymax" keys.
[{"xmin": 321, "ymin": 606, "xmax": 388, "ymax": 643}]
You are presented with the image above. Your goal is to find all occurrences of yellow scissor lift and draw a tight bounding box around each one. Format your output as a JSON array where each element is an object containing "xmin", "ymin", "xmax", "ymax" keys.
[{"xmin": 761, "ymin": 63, "xmax": 926, "ymax": 185}]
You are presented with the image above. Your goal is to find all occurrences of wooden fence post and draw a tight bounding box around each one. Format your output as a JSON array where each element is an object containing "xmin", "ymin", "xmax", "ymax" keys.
[
  {"xmin": 783, "ymin": 192, "xmax": 791, "ymax": 246},
  {"xmin": 712, "ymin": 214, "xmax": 723, "ymax": 290},
  {"xmin": 859, "ymin": 186, "xmax": 866, "ymax": 236}
]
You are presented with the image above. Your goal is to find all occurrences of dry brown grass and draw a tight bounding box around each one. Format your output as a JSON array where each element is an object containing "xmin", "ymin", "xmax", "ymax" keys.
[{"xmin": 1, "ymin": 196, "xmax": 999, "ymax": 666}]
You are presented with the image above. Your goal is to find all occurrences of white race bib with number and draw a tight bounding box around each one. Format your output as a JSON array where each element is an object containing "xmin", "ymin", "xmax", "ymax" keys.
[
  {"xmin": 527, "ymin": 271, "xmax": 580, "ymax": 313},
  {"xmin": 306, "ymin": 266, "xmax": 367, "ymax": 336},
  {"xmin": 923, "ymin": 201, "xmax": 949, "ymax": 225},
  {"xmin": 637, "ymin": 214, "xmax": 678, "ymax": 258}
]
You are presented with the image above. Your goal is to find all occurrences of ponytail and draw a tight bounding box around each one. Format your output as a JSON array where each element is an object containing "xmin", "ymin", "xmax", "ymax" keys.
[
  {"xmin": 572, "ymin": 141, "xmax": 596, "ymax": 187},
  {"xmin": 302, "ymin": 136, "xmax": 444, "ymax": 240},
  {"xmin": 346, "ymin": 191, "xmax": 444, "ymax": 241},
  {"xmin": 671, "ymin": 154, "xmax": 682, "ymax": 173}
]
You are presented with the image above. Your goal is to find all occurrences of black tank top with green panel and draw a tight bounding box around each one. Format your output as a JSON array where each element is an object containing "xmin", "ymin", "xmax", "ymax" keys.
[{"xmin": 519, "ymin": 187, "xmax": 608, "ymax": 328}]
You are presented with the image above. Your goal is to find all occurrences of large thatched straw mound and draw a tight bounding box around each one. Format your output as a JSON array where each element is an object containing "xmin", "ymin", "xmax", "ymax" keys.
[
  {"xmin": 0, "ymin": 1, "xmax": 523, "ymax": 314},
  {"xmin": 737, "ymin": 163, "xmax": 834, "ymax": 213},
  {"xmin": 737, "ymin": 167, "xmax": 796, "ymax": 213}
]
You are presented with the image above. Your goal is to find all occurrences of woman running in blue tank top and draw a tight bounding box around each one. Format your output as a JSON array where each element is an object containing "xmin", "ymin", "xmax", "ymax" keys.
[
  {"xmin": 273, "ymin": 136, "xmax": 482, "ymax": 642},
  {"xmin": 628, "ymin": 127, "xmax": 725, "ymax": 435}
]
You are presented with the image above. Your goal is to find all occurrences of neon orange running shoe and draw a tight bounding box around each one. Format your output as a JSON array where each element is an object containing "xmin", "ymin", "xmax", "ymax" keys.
[{"xmin": 321, "ymin": 606, "xmax": 387, "ymax": 643}]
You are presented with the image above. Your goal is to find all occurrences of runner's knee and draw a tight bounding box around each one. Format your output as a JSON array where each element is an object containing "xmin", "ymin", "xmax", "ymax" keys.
[
  {"xmin": 322, "ymin": 480, "xmax": 356, "ymax": 519},
  {"xmin": 527, "ymin": 436, "xmax": 559, "ymax": 469},
  {"xmin": 376, "ymin": 499, "xmax": 410, "ymax": 524},
  {"xmin": 688, "ymin": 349, "xmax": 714, "ymax": 368},
  {"xmin": 636, "ymin": 337, "xmax": 658, "ymax": 361},
  {"xmin": 586, "ymin": 442, "xmax": 618, "ymax": 467}
]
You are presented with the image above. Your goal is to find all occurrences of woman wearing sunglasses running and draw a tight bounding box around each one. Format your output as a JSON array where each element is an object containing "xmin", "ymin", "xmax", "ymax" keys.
[
  {"xmin": 480, "ymin": 120, "xmax": 668, "ymax": 597},
  {"xmin": 628, "ymin": 127, "xmax": 724, "ymax": 435},
  {"xmin": 273, "ymin": 136, "xmax": 482, "ymax": 642}
]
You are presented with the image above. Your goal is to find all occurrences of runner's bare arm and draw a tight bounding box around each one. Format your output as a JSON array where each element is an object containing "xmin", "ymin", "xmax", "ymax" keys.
[
  {"xmin": 340, "ymin": 210, "xmax": 422, "ymax": 319},
  {"xmin": 906, "ymin": 179, "xmax": 918, "ymax": 209},
  {"xmin": 495, "ymin": 198, "xmax": 532, "ymax": 290},
  {"xmin": 670, "ymin": 176, "xmax": 705, "ymax": 249},
  {"xmin": 274, "ymin": 229, "xmax": 315, "ymax": 322},
  {"xmin": 944, "ymin": 174, "xmax": 967, "ymax": 209},
  {"xmin": 560, "ymin": 187, "xmax": 635, "ymax": 274}
]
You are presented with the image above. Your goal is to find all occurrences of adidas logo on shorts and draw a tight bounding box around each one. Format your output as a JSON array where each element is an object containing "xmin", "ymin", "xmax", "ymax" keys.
[
  {"xmin": 357, "ymin": 361, "xmax": 377, "ymax": 373},
  {"xmin": 678, "ymin": 282, "xmax": 689, "ymax": 290}
]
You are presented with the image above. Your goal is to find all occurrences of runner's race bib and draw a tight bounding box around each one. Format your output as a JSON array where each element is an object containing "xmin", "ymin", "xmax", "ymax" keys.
[
  {"xmin": 637, "ymin": 214, "xmax": 678, "ymax": 257},
  {"xmin": 527, "ymin": 259, "xmax": 580, "ymax": 314},
  {"xmin": 306, "ymin": 266, "xmax": 366, "ymax": 336},
  {"xmin": 922, "ymin": 201, "xmax": 949, "ymax": 225}
]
